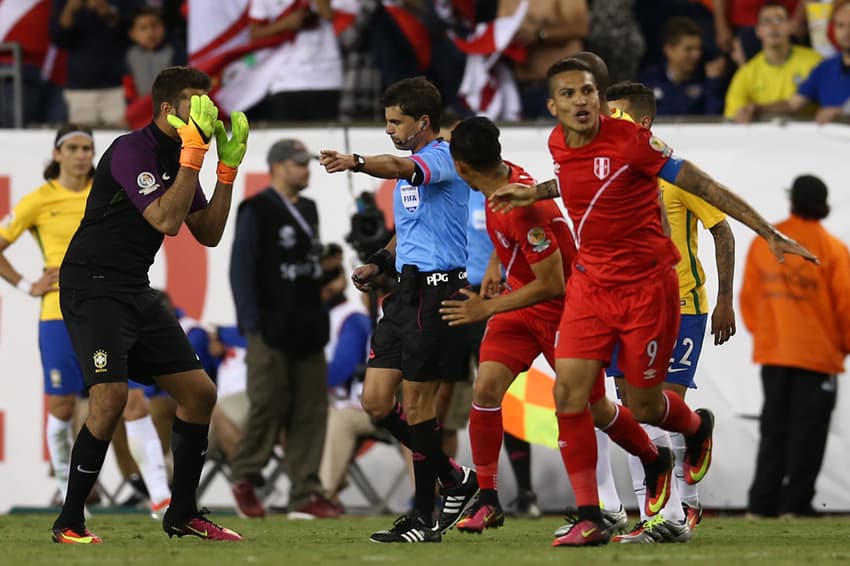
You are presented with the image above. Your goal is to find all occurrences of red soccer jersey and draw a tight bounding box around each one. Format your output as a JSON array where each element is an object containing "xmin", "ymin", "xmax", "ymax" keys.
[
  {"xmin": 485, "ymin": 161, "xmax": 577, "ymax": 318},
  {"xmin": 548, "ymin": 116, "xmax": 680, "ymax": 285}
]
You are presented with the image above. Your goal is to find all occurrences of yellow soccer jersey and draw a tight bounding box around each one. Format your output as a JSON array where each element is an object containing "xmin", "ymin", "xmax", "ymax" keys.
[
  {"xmin": 723, "ymin": 46, "xmax": 822, "ymax": 119},
  {"xmin": 660, "ymin": 179, "xmax": 726, "ymax": 314},
  {"xmin": 0, "ymin": 180, "xmax": 91, "ymax": 320}
]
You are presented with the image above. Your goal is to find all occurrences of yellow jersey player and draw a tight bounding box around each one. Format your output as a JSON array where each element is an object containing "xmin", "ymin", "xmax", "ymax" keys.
[
  {"xmin": 0, "ymin": 124, "xmax": 94, "ymax": 505},
  {"xmin": 605, "ymin": 81, "xmax": 736, "ymax": 543}
]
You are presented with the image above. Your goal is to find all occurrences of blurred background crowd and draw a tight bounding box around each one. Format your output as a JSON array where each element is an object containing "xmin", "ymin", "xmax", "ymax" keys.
[{"xmin": 1, "ymin": 0, "xmax": 849, "ymax": 129}]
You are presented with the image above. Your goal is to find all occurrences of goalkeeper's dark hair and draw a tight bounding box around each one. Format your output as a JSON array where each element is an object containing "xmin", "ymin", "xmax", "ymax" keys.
[
  {"xmin": 44, "ymin": 123, "xmax": 95, "ymax": 181},
  {"xmin": 449, "ymin": 116, "xmax": 502, "ymax": 171},
  {"xmin": 151, "ymin": 66, "xmax": 212, "ymax": 118},
  {"xmin": 607, "ymin": 81, "xmax": 657, "ymax": 122},
  {"xmin": 381, "ymin": 77, "xmax": 442, "ymax": 132}
]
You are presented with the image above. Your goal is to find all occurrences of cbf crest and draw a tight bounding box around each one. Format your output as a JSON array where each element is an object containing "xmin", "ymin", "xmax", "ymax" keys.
[
  {"xmin": 93, "ymin": 349, "xmax": 108, "ymax": 373},
  {"xmin": 593, "ymin": 157, "xmax": 610, "ymax": 180}
]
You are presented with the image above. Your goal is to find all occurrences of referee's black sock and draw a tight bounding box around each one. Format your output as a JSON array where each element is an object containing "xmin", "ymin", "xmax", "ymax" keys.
[
  {"xmin": 375, "ymin": 401, "xmax": 412, "ymax": 446},
  {"xmin": 377, "ymin": 403, "xmax": 461, "ymax": 486},
  {"xmin": 410, "ymin": 418, "xmax": 440, "ymax": 522},
  {"xmin": 169, "ymin": 417, "xmax": 209, "ymax": 520},
  {"xmin": 433, "ymin": 422, "xmax": 463, "ymax": 486},
  {"xmin": 53, "ymin": 424, "xmax": 109, "ymax": 529}
]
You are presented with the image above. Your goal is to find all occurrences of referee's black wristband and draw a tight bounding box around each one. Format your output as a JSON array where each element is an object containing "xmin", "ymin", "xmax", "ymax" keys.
[{"xmin": 366, "ymin": 248, "xmax": 393, "ymax": 275}]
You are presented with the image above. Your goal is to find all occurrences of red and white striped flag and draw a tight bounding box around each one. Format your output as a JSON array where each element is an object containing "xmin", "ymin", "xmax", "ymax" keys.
[
  {"xmin": 451, "ymin": 1, "xmax": 528, "ymax": 121},
  {"xmin": 0, "ymin": 0, "xmax": 65, "ymax": 85}
]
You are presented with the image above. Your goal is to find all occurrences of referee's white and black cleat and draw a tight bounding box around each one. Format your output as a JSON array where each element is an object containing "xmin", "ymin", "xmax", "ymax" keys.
[
  {"xmin": 437, "ymin": 466, "xmax": 480, "ymax": 533},
  {"xmin": 369, "ymin": 510, "xmax": 442, "ymax": 543}
]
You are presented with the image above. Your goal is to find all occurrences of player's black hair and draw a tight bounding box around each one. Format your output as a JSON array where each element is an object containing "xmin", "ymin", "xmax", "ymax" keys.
[
  {"xmin": 44, "ymin": 123, "xmax": 95, "ymax": 181},
  {"xmin": 151, "ymin": 66, "xmax": 212, "ymax": 118},
  {"xmin": 449, "ymin": 116, "xmax": 502, "ymax": 171},
  {"xmin": 546, "ymin": 56, "xmax": 596, "ymax": 97},
  {"xmin": 381, "ymin": 77, "xmax": 442, "ymax": 132},
  {"xmin": 607, "ymin": 81, "xmax": 657, "ymax": 122}
]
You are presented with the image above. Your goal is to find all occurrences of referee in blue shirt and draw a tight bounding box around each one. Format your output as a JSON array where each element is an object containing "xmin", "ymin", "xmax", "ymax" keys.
[{"xmin": 320, "ymin": 77, "xmax": 479, "ymax": 543}]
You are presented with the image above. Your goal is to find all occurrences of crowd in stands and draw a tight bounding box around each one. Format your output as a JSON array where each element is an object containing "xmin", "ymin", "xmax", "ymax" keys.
[{"xmin": 2, "ymin": 0, "xmax": 849, "ymax": 128}]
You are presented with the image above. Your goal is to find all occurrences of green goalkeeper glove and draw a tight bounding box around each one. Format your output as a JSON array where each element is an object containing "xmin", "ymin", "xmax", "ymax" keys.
[
  {"xmin": 166, "ymin": 94, "xmax": 219, "ymax": 170},
  {"xmin": 214, "ymin": 111, "xmax": 249, "ymax": 184}
]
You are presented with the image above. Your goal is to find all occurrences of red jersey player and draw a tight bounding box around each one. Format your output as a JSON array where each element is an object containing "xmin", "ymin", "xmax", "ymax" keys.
[
  {"xmin": 441, "ymin": 116, "xmax": 680, "ymax": 539},
  {"xmin": 490, "ymin": 56, "xmax": 817, "ymax": 547}
]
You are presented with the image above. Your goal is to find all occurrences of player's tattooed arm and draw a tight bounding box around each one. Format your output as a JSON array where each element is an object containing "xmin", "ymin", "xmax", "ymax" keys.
[
  {"xmin": 675, "ymin": 160, "xmax": 818, "ymax": 264},
  {"xmin": 489, "ymin": 178, "xmax": 559, "ymax": 212},
  {"xmin": 709, "ymin": 219, "xmax": 735, "ymax": 299},
  {"xmin": 536, "ymin": 179, "xmax": 560, "ymax": 200},
  {"xmin": 709, "ymin": 219, "xmax": 736, "ymax": 345}
]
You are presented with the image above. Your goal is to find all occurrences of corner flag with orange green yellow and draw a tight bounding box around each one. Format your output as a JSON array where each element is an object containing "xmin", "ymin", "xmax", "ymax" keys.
[{"xmin": 502, "ymin": 364, "xmax": 559, "ymax": 449}]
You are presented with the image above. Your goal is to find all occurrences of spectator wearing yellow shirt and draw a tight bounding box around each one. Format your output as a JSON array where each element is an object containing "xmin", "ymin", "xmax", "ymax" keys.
[{"xmin": 724, "ymin": 2, "xmax": 821, "ymax": 122}]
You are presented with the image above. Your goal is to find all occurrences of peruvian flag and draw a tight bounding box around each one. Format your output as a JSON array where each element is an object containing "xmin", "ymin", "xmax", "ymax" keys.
[
  {"xmin": 186, "ymin": 0, "xmax": 357, "ymax": 114},
  {"xmin": 0, "ymin": 0, "xmax": 66, "ymax": 85},
  {"xmin": 451, "ymin": 1, "xmax": 528, "ymax": 121}
]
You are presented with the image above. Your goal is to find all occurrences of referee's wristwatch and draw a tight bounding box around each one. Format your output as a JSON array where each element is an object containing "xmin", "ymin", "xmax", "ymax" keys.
[{"xmin": 352, "ymin": 153, "xmax": 366, "ymax": 172}]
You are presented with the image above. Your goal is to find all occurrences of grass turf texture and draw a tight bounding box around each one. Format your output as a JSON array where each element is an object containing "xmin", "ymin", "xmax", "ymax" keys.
[{"xmin": 4, "ymin": 513, "xmax": 850, "ymax": 565}]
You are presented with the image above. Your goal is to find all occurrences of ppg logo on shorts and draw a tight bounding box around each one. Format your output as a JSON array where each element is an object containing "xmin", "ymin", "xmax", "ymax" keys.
[{"xmin": 426, "ymin": 272, "xmax": 449, "ymax": 286}]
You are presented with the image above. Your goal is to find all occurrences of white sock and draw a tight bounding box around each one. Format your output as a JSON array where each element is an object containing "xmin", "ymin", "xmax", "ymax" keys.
[
  {"xmin": 46, "ymin": 414, "xmax": 73, "ymax": 501},
  {"xmin": 627, "ymin": 452, "xmax": 648, "ymax": 522},
  {"xmin": 628, "ymin": 424, "xmax": 685, "ymax": 523},
  {"xmin": 671, "ymin": 431, "xmax": 698, "ymax": 508},
  {"xmin": 125, "ymin": 415, "xmax": 171, "ymax": 504},
  {"xmin": 594, "ymin": 427, "xmax": 622, "ymax": 512}
]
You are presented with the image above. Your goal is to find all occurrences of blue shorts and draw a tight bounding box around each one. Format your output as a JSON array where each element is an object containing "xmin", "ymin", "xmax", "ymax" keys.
[
  {"xmin": 40, "ymin": 320, "xmax": 85, "ymax": 396},
  {"xmin": 607, "ymin": 313, "xmax": 707, "ymax": 389},
  {"xmin": 40, "ymin": 320, "xmax": 161, "ymax": 395}
]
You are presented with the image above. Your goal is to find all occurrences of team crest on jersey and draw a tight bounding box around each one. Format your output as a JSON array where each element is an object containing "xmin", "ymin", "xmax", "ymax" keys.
[
  {"xmin": 93, "ymin": 349, "xmax": 108, "ymax": 373},
  {"xmin": 649, "ymin": 136, "xmax": 672, "ymax": 157},
  {"xmin": 593, "ymin": 157, "xmax": 610, "ymax": 180},
  {"xmin": 137, "ymin": 171, "xmax": 160, "ymax": 195},
  {"xmin": 527, "ymin": 226, "xmax": 551, "ymax": 252},
  {"xmin": 399, "ymin": 183, "xmax": 420, "ymax": 213},
  {"xmin": 50, "ymin": 368, "xmax": 62, "ymax": 388},
  {"xmin": 494, "ymin": 230, "xmax": 510, "ymax": 248}
]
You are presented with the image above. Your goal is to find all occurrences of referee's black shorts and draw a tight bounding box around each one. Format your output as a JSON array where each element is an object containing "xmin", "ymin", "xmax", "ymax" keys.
[
  {"xmin": 368, "ymin": 265, "xmax": 469, "ymax": 382},
  {"xmin": 61, "ymin": 287, "xmax": 203, "ymax": 389}
]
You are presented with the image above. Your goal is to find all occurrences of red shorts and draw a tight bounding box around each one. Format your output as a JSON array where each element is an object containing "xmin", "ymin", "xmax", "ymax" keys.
[
  {"xmin": 555, "ymin": 268, "xmax": 680, "ymax": 389},
  {"xmin": 479, "ymin": 305, "xmax": 560, "ymax": 375}
]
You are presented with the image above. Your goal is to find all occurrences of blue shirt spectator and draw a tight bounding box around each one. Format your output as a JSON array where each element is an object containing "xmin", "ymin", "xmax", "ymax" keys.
[
  {"xmin": 797, "ymin": 55, "xmax": 850, "ymax": 108},
  {"xmin": 638, "ymin": 15, "xmax": 727, "ymax": 116}
]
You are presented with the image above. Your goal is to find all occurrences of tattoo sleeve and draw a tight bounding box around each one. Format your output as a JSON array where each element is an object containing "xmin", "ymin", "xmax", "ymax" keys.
[
  {"xmin": 674, "ymin": 161, "xmax": 778, "ymax": 240},
  {"xmin": 536, "ymin": 179, "xmax": 560, "ymax": 201},
  {"xmin": 709, "ymin": 220, "xmax": 735, "ymax": 299}
]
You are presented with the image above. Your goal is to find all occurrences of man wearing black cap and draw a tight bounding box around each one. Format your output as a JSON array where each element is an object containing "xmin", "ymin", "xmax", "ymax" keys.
[
  {"xmin": 741, "ymin": 174, "xmax": 850, "ymax": 518},
  {"xmin": 228, "ymin": 138, "xmax": 341, "ymax": 520}
]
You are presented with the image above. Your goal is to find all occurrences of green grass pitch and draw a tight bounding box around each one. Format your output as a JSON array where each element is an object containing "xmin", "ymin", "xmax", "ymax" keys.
[{"xmin": 4, "ymin": 513, "xmax": 850, "ymax": 565}]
